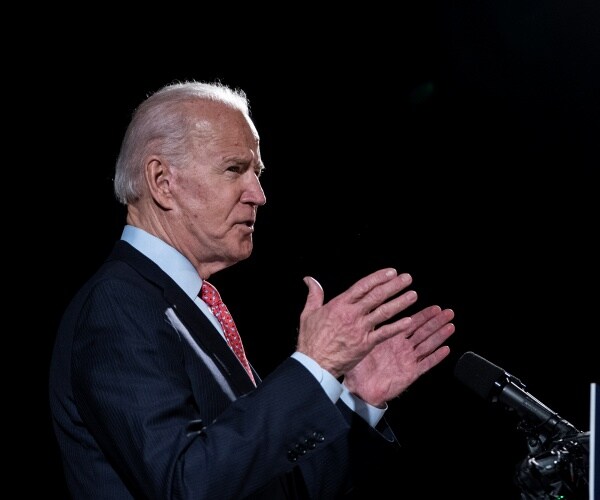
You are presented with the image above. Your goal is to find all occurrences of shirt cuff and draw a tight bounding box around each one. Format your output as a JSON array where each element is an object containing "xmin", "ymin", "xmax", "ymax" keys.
[
  {"xmin": 291, "ymin": 351, "xmax": 343, "ymax": 403},
  {"xmin": 340, "ymin": 384, "xmax": 387, "ymax": 428}
]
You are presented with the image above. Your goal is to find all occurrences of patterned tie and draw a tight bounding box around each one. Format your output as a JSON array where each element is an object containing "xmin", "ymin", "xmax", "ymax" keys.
[{"xmin": 200, "ymin": 280, "xmax": 256, "ymax": 385}]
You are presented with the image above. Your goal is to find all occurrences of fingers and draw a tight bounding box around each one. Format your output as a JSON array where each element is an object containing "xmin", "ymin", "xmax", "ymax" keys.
[
  {"xmin": 305, "ymin": 268, "xmax": 415, "ymax": 333},
  {"xmin": 373, "ymin": 305, "xmax": 455, "ymax": 360},
  {"xmin": 343, "ymin": 269, "xmax": 410, "ymax": 306},
  {"xmin": 407, "ymin": 305, "xmax": 444, "ymax": 332},
  {"xmin": 336, "ymin": 270, "xmax": 415, "ymax": 329},
  {"xmin": 366, "ymin": 287, "xmax": 418, "ymax": 328},
  {"xmin": 368, "ymin": 300, "xmax": 435, "ymax": 344},
  {"xmin": 413, "ymin": 322, "xmax": 455, "ymax": 358},
  {"xmin": 302, "ymin": 276, "xmax": 324, "ymax": 314},
  {"xmin": 409, "ymin": 307, "xmax": 455, "ymax": 344},
  {"xmin": 409, "ymin": 308, "xmax": 455, "ymax": 371},
  {"xmin": 413, "ymin": 344, "xmax": 452, "ymax": 376}
]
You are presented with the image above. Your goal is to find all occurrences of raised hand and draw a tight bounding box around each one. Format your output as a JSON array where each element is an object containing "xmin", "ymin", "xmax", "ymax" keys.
[
  {"xmin": 342, "ymin": 305, "xmax": 455, "ymax": 407},
  {"xmin": 296, "ymin": 269, "xmax": 420, "ymax": 378}
]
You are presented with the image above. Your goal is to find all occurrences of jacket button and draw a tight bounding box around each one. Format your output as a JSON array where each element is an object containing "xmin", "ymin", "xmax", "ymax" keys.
[
  {"xmin": 294, "ymin": 443, "xmax": 307, "ymax": 455},
  {"xmin": 312, "ymin": 431, "xmax": 325, "ymax": 442},
  {"xmin": 305, "ymin": 438, "xmax": 316, "ymax": 449}
]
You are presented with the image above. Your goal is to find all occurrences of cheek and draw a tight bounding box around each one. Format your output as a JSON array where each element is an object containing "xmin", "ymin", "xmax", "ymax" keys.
[
  {"xmin": 171, "ymin": 174, "xmax": 230, "ymax": 229},
  {"xmin": 173, "ymin": 177, "xmax": 209, "ymax": 213},
  {"xmin": 180, "ymin": 199, "xmax": 210, "ymax": 223},
  {"xmin": 177, "ymin": 192, "xmax": 221, "ymax": 234}
]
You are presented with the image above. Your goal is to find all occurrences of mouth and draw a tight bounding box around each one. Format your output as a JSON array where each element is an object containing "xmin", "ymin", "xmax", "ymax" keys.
[{"xmin": 237, "ymin": 220, "xmax": 256, "ymax": 231}]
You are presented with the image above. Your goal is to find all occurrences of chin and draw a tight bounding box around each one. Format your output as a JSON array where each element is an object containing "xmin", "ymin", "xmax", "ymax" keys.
[{"xmin": 233, "ymin": 243, "xmax": 253, "ymax": 262}]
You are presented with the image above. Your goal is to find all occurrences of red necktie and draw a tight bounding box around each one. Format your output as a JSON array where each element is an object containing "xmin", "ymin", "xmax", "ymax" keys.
[{"xmin": 200, "ymin": 280, "xmax": 256, "ymax": 385}]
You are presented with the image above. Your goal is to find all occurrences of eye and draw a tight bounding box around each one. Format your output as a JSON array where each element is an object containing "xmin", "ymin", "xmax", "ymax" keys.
[{"xmin": 226, "ymin": 165, "xmax": 243, "ymax": 174}]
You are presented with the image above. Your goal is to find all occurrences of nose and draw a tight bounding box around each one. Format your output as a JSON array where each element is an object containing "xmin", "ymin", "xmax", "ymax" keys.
[{"xmin": 241, "ymin": 173, "xmax": 267, "ymax": 206}]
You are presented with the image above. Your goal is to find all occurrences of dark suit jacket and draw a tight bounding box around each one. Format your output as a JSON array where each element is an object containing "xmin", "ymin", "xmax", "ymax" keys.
[{"xmin": 49, "ymin": 240, "xmax": 401, "ymax": 499}]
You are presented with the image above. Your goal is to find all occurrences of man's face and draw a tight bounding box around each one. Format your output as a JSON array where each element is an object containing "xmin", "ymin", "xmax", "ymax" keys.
[{"xmin": 167, "ymin": 101, "xmax": 266, "ymax": 272}]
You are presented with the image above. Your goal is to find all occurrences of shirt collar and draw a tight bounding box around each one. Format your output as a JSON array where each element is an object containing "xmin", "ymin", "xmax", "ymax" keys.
[{"xmin": 121, "ymin": 225, "xmax": 202, "ymax": 301}]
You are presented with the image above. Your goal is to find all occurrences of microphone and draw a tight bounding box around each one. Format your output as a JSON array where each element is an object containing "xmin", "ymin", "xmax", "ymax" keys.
[{"xmin": 453, "ymin": 351, "xmax": 580, "ymax": 441}]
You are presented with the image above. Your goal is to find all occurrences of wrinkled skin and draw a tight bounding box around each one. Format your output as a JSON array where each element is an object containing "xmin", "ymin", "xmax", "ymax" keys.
[{"xmin": 297, "ymin": 268, "xmax": 455, "ymax": 405}]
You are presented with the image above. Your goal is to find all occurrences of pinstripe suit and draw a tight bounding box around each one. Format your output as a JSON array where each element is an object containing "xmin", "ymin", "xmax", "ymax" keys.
[{"xmin": 49, "ymin": 240, "xmax": 401, "ymax": 499}]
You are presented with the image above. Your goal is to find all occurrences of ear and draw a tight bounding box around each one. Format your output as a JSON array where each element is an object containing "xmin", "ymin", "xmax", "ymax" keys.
[{"xmin": 145, "ymin": 156, "xmax": 174, "ymax": 209}]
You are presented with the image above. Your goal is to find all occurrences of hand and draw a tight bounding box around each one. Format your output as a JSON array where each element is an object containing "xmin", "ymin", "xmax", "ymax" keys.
[
  {"xmin": 296, "ymin": 269, "xmax": 419, "ymax": 378},
  {"xmin": 342, "ymin": 305, "xmax": 455, "ymax": 407}
]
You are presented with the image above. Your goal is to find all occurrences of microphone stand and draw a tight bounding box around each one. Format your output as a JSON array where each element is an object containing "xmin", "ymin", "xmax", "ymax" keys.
[{"xmin": 513, "ymin": 418, "xmax": 589, "ymax": 499}]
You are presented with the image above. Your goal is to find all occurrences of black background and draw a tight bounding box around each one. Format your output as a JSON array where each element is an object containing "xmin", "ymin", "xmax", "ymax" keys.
[{"xmin": 33, "ymin": 2, "xmax": 599, "ymax": 498}]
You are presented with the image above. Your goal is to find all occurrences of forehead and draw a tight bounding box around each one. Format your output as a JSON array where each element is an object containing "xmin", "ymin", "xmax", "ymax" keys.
[
  {"xmin": 190, "ymin": 100, "xmax": 259, "ymax": 143},
  {"xmin": 185, "ymin": 101, "xmax": 261, "ymax": 168}
]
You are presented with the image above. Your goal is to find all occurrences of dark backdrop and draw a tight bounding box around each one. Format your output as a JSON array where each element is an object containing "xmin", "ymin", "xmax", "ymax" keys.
[{"xmin": 35, "ymin": 2, "xmax": 598, "ymax": 498}]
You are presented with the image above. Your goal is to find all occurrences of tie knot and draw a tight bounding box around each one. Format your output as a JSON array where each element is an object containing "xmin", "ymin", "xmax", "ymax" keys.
[{"xmin": 200, "ymin": 280, "xmax": 221, "ymax": 307}]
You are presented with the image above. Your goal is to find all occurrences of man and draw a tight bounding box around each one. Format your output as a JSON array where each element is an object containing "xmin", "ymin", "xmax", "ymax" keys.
[{"xmin": 49, "ymin": 80, "xmax": 456, "ymax": 499}]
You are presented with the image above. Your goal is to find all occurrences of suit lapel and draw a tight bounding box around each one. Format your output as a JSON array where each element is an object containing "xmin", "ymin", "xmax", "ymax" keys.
[
  {"xmin": 109, "ymin": 240, "xmax": 257, "ymax": 395},
  {"xmin": 164, "ymin": 285, "xmax": 257, "ymax": 394}
]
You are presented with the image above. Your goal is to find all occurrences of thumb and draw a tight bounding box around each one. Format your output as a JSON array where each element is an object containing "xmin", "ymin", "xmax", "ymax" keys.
[{"xmin": 302, "ymin": 276, "xmax": 324, "ymax": 314}]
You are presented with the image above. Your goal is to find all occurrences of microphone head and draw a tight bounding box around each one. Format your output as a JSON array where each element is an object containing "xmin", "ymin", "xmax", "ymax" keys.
[{"xmin": 454, "ymin": 351, "xmax": 506, "ymax": 401}]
